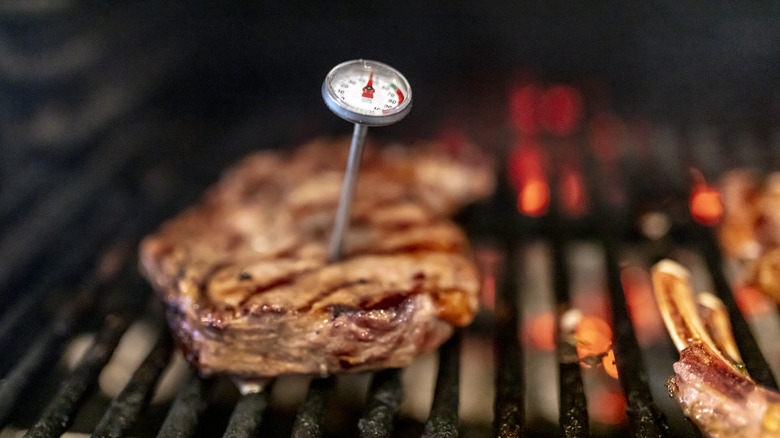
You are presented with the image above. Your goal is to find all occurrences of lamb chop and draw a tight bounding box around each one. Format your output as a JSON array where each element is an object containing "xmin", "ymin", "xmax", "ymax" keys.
[
  {"xmin": 651, "ymin": 259, "xmax": 780, "ymax": 437},
  {"xmin": 139, "ymin": 137, "xmax": 494, "ymax": 379}
]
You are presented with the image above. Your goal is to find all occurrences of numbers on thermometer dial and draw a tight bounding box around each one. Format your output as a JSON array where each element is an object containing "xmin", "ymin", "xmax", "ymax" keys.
[
  {"xmin": 322, "ymin": 59, "xmax": 411, "ymax": 126},
  {"xmin": 333, "ymin": 74, "xmax": 405, "ymax": 115}
]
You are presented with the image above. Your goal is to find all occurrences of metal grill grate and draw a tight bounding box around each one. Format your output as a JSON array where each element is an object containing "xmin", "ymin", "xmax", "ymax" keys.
[
  {"xmin": 3, "ymin": 128, "xmax": 780, "ymax": 438},
  {"xmin": 4, "ymin": 6, "xmax": 780, "ymax": 438}
]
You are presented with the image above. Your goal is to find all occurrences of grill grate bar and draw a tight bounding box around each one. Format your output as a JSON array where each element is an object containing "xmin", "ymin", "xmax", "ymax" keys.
[
  {"xmin": 698, "ymin": 226, "xmax": 779, "ymax": 389},
  {"xmin": 357, "ymin": 368, "xmax": 403, "ymax": 438},
  {"xmin": 551, "ymin": 223, "xmax": 589, "ymax": 437},
  {"xmin": 92, "ymin": 325, "xmax": 175, "ymax": 437},
  {"xmin": 602, "ymin": 226, "xmax": 671, "ymax": 437},
  {"xmin": 545, "ymin": 162, "xmax": 591, "ymax": 438},
  {"xmin": 422, "ymin": 331, "xmax": 461, "ymax": 438},
  {"xmin": 583, "ymin": 139, "xmax": 672, "ymax": 437},
  {"xmin": 221, "ymin": 389, "xmax": 272, "ymax": 438},
  {"xmin": 0, "ymin": 280, "xmax": 99, "ymax": 429},
  {"xmin": 23, "ymin": 313, "xmax": 131, "ymax": 438},
  {"xmin": 491, "ymin": 158, "xmax": 525, "ymax": 438},
  {"xmin": 290, "ymin": 376, "xmax": 336, "ymax": 438},
  {"xmin": 0, "ymin": 328, "xmax": 65, "ymax": 430},
  {"xmin": 492, "ymin": 238, "xmax": 524, "ymax": 438},
  {"xmin": 156, "ymin": 376, "xmax": 213, "ymax": 438}
]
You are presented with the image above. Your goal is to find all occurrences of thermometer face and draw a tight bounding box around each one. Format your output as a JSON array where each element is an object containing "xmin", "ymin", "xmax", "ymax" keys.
[{"xmin": 322, "ymin": 59, "xmax": 412, "ymax": 126}]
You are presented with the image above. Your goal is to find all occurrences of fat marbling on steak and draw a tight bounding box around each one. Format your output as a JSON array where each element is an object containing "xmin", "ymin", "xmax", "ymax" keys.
[{"xmin": 139, "ymin": 137, "xmax": 494, "ymax": 378}]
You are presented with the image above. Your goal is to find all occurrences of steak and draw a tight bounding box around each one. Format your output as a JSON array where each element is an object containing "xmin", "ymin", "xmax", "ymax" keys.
[{"xmin": 139, "ymin": 137, "xmax": 494, "ymax": 378}]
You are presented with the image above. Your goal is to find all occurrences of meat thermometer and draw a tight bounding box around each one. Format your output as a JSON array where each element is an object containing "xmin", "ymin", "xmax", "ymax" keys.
[{"xmin": 322, "ymin": 59, "xmax": 413, "ymax": 262}]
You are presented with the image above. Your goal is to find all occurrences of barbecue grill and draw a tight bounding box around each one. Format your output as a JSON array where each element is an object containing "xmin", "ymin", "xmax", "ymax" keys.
[{"xmin": 4, "ymin": 2, "xmax": 780, "ymax": 438}]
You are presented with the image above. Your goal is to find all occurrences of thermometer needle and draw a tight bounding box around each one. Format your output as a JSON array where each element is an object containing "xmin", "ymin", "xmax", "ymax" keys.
[
  {"xmin": 327, "ymin": 123, "xmax": 368, "ymax": 262},
  {"xmin": 362, "ymin": 73, "xmax": 375, "ymax": 99}
]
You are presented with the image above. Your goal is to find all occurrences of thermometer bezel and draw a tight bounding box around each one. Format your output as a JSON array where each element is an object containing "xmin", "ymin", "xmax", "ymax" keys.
[{"xmin": 322, "ymin": 59, "xmax": 412, "ymax": 126}]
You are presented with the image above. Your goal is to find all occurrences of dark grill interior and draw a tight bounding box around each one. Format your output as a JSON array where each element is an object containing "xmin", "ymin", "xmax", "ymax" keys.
[{"xmin": 4, "ymin": 2, "xmax": 780, "ymax": 437}]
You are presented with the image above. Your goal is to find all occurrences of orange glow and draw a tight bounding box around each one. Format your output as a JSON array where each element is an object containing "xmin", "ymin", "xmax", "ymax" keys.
[
  {"xmin": 561, "ymin": 166, "xmax": 588, "ymax": 217},
  {"xmin": 621, "ymin": 266, "xmax": 666, "ymax": 345},
  {"xmin": 509, "ymin": 84, "xmax": 541, "ymax": 135},
  {"xmin": 527, "ymin": 312, "xmax": 556, "ymax": 351},
  {"xmin": 575, "ymin": 316, "xmax": 612, "ymax": 365},
  {"xmin": 518, "ymin": 178, "xmax": 549, "ymax": 216},
  {"xmin": 475, "ymin": 249, "xmax": 502, "ymax": 311},
  {"xmin": 603, "ymin": 349, "xmax": 619, "ymax": 379},
  {"xmin": 509, "ymin": 139, "xmax": 549, "ymax": 216},
  {"xmin": 690, "ymin": 183, "xmax": 723, "ymax": 225},
  {"xmin": 508, "ymin": 139, "xmax": 545, "ymax": 188},
  {"xmin": 539, "ymin": 85, "xmax": 583, "ymax": 136},
  {"xmin": 587, "ymin": 112, "xmax": 624, "ymax": 163},
  {"xmin": 734, "ymin": 284, "xmax": 772, "ymax": 317},
  {"xmin": 590, "ymin": 389, "xmax": 627, "ymax": 425}
]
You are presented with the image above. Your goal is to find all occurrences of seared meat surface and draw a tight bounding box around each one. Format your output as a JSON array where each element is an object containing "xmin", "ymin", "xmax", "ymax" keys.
[
  {"xmin": 670, "ymin": 343, "xmax": 780, "ymax": 438},
  {"xmin": 652, "ymin": 259, "xmax": 780, "ymax": 437},
  {"xmin": 139, "ymin": 137, "xmax": 493, "ymax": 378}
]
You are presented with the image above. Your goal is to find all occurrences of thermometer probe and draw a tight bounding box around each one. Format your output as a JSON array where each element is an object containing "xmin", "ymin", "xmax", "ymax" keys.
[{"xmin": 322, "ymin": 59, "xmax": 412, "ymax": 262}]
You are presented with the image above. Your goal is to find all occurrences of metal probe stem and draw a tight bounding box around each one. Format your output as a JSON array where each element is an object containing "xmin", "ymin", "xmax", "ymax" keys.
[{"xmin": 327, "ymin": 123, "xmax": 368, "ymax": 262}]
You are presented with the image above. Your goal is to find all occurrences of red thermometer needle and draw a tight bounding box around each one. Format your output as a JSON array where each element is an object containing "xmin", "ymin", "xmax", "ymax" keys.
[{"xmin": 362, "ymin": 73, "xmax": 375, "ymax": 99}]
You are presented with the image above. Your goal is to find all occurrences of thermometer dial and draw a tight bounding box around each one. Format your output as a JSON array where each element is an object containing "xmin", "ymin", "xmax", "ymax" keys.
[{"xmin": 322, "ymin": 59, "xmax": 412, "ymax": 126}]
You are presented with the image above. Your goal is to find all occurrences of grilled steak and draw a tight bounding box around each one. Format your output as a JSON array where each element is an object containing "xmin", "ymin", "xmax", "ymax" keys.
[{"xmin": 139, "ymin": 137, "xmax": 494, "ymax": 378}]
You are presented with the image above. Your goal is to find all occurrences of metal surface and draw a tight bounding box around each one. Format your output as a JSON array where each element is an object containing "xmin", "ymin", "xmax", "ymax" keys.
[
  {"xmin": 422, "ymin": 333, "xmax": 462, "ymax": 438},
  {"xmin": 291, "ymin": 377, "xmax": 336, "ymax": 438},
  {"xmin": 157, "ymin": 377, "xmax": 213, "ymax": 438},
  {"xmin": 24, "ymin": 314, "xmax": 131, "ymax": 438},
  {"xmin": 92, "ymin": 327, "xmax": 175, "ymax": 437},
  {"xmin": 222, "ymin": 390, "xmax": 272, "ymax": 438},
  {"xmin": 321, "ymin": 59, "xmax": 412, "ymax": 127},
  {"xmin": 2, "ymin": 127, "xmax": 779, "ymax": 437},
  {"xmin": 551, "ymin": 217, "xmax": 590, "ymax": 437},
  {"xmin": 327, "ymin": 122, "xmax": 368, "ymax": 262},
  {"xmin": 4, "ymin": 4, "xmax": 780, "ymax": 437},
  {"xmin": 492, "ymin": 172, "xmax": 526, "ymax": 438},
  {"xmin": 358, "ymin": 369, "xmax": 404, "ymax": 438},
  {"xmin": 698, "ymin": 227, "xmax": 779, "ymax": 390}
]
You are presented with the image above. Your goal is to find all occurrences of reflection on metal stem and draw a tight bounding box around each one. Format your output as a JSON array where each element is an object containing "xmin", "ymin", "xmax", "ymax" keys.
[{"xmin": 328, "ymin": 123, "xmax": 368, "ymax": 263}]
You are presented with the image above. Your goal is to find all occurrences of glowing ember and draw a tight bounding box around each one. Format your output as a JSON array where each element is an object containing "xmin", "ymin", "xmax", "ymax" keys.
[
  {"xmin": 561, "ymin": 166, "xmax": 588, "ymax": 217},
  {"xmin": 474, "ymin": 249, "xmax": 501, "ymax": 311},
  {"xmin": 734, "ymin": 284, "xmax": 772, "ymax": 317},
  {"xmin": 527, "ymin": 312, "xmax": 556, "ymax": 351},
  {"xmin": 690, "ymin": 170, "xmax": 723, "ymax": 225},
  {"xmin": 508, "ymin": 139, "xmax": 549, "ymax": 216},
  {"xmin": 691, "ymin": 186, "xmax": 723, "ymax": 225},
  {"xmin": 589, "ymin": 388, "xmax": 627, "ymax": 425},
  {"xmin": 602, "ymin": 349, "xmax": 618, "ymax": 379},
  {"xmin": 518, "ymin": 178, "xmax": 549, "ymax": 216},
  {"xmin": 621, "ymin": 266, "xmax": 666, "ymax": 345},
  {"xmin": 575, "ymin": 316, "xmax": 612, "ymax": 365},
  {"xmin": 508, "ymin": 139, "xmax": 545, "ymax": 189}
]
